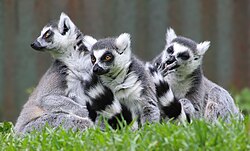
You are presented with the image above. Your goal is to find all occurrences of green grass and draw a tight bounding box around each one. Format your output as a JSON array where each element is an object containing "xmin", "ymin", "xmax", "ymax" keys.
[
  {"xmin": 233, "ymin": 88, "xmax": 250, "ymax": 115},
  {"xmin": 1, "ymin": 88, "xmax": 249, "ymax": 150},
  {"xmin": 1, "ymin": 117, "xmax": 250, "ymax": 151}
]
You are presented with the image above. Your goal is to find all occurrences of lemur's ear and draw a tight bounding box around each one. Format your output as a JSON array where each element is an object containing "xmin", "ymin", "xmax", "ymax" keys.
[
  {"xmin": 115, "ymin": 33, "xmax": 131, "ymax": 54},
  {"xmin": 197, "ymin": 41, "xmax": 210, "ymax": 55},
  {"xmin": 166, "ymin": 27, "xmax": 177, "ymax": 45},
  {"xmin": 82, "ymin": 35, "xmax": 97, "ymax": 51},
  {"xmin": 58, "ymin": 12, "xmax": 76, "ymax": 35}
]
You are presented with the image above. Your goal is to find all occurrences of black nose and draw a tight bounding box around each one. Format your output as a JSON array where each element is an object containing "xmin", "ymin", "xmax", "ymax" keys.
[
  {"xmin": 93, "ymin": 64, "xmax": 109, "ymax": 75},
  {"xmin": 30, "ymin": 40, "xmax": 45, "ymax": 51},
  {"xmin": 93, "ymin": 65, "xmax": 99, "ymax": 73},
  {"xmin": 166, "ymin": 55, "xmax": 176, "ymax": 65}
]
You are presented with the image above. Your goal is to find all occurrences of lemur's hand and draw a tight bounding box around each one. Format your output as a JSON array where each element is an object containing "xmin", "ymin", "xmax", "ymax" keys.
[{"xmin": 158, "ymin": 61, "xmax": 178, "ymax": 77}]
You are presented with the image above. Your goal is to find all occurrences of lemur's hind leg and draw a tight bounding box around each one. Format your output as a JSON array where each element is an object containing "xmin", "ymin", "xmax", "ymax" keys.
[
  {"xmin": 204, "ymin": 87, "xmax": 233, "ymax": 123},
  {"xmin": 204, "ymin": 101, "xmax": 222, "ymax": 123},
  {"xmin": 40, "ymin": 95, "xmax": 89, "ymax": 118},
  {"xmin": 179, "ymin": 98, "xmax": 195, "ymax": 123},
  {"xmin": 21, "ymin": 113, "xmax": 93, "ymax": 133}
]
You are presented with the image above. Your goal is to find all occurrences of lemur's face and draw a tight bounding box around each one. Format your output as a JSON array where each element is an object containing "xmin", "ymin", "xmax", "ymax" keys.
[
  {"xmin": 91, "ymin": 33, "xmax": 131, "ymax": 76},
  {"xmin": 161, "ymin": 28, "xmax": 210, "ymax": 75},
  {"xmin": 31, "ymin": 13, "xmax": 77, "ymax": 53},
  {"xmin": 90, "ymin": 49, "xmax": 115, "ymax": 75},
  {"xmin": 162, "ymin": 43, "xmax": 199, "ymax": 73}
]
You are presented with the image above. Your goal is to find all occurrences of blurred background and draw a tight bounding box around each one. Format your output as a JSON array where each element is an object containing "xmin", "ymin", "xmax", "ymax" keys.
[{"xmin": 0, "ymin": 0, "xmax": 249, "ymax": 123}]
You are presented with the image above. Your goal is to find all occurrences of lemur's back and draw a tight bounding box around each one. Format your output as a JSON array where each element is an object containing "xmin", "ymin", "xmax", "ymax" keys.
[
  {"xmin": 203, "ymin": 77, "xmax": 242, "ymax": 120},
  {"xmin": 15, "ymin": 61, "xmax": 66, "ymax": 132},
  {"xmin": 15, "ymin": 60, "xmax": 91, "ymax": 133}
]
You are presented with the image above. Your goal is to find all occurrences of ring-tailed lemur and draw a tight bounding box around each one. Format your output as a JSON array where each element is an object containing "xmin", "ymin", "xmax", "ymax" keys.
[
  {"xmin": 155, "ymin": 28, "xmax": 243, "ymax": 122},
  {"xmin": 15, "ymin": 13, "xmax": 96, "ymax": 133},
  {"xmin": 90, "ymin": 33, "xmax": 160, "ymax": 129}
]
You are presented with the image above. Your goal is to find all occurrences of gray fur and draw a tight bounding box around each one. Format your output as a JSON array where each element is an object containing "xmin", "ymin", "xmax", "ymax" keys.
[
  {"xmin": 15, "ymin": 61, "xmax": 93, "ymax": 133},
  {"xmin": 172, "ymin": 36, "xmax": 197, "ymax": 53},
  {"xmin": 186, "ymin": 75, "xmax": 243, "ymax": 122},
  {"xmin": 22, "ymin": 113, "xmax": 92, "ymax": 133},
  {"xmin": 92, "ymin": 38, "xmax": 117, "ymax": 50}
]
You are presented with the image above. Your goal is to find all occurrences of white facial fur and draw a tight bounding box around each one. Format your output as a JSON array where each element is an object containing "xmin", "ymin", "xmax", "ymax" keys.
[
  {"xmin": 93, "ymin": 49, "xmax": 109, "ymax": 70},
  {"xmin": 163, "ymin": 43, "xmax": 197, "ymax": 75}
]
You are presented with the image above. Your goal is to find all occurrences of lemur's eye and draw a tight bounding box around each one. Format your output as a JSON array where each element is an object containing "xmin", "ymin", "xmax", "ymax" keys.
[
  {"xmin": 43, "ymin": 30, "xmax": 51, "ymax": 39},
  {"xmin": 105, "ymin": 55, "xmax": 112, "ymax": 61},
  {"xmin": 167, "ymin": 46, "xmax": 174, "ymax": 54},
  {"xmin": 177, "ymin": 51, "xmax": 190, "ymax": 60},
  {"xmin": 91, "ymin": 55, "xmax": 96, "ymax": 64},
  {"xmin": 45, "ymin": 32, "xmax": 50, "ymax": 38},
  {"xmin": 101, "ymin": 52, "xmax": 114, "ymax": 62}
]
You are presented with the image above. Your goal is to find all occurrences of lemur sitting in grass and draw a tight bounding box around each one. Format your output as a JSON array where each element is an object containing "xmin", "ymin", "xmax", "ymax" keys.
[
  {"xmin": 153, "ymin": 28, "xmax": 243, "ymax": 122},
  {"xmin": 15, "ymin": 13, "xmax": 97, "ymax": 133},
  {"xmin": 90, "ymin": 33, "xmax": 163, "ymax": 129}
]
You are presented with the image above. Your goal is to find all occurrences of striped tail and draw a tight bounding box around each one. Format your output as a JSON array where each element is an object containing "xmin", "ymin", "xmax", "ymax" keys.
[{"xmin": 145, "ymin": 62, "xmax": 187, "ymax": 122}]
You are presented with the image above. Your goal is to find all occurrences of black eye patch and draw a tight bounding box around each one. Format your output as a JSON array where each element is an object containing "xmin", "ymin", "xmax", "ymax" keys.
[
  {"xmin": 177, "ymin": 51, "xmax": 190, "ymax": 60},
  {"xmin": 101, "ymin": 51, "xmax": 114, "ymax": 63},
  {"xmin": 167, "ymin": 46, "xmax": 174, "ymax": 54},
  {"xmin": 90, "ymin": 54, "xmax": 96, "ymax": 64},
  {"xmin": 43, "ymin": 30, "xmax": 54, "ymax": 42}
]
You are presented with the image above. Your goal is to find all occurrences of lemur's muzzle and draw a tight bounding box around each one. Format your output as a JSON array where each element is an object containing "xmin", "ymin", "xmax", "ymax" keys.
[
  {"xmin": 93, "ymin": 64, "xmax": 109, "ymax": 75},
  {"xmin": 31, "ymin": 40, "xmax": 45, "ymax": 51},
  {"xmin": 166, "ymin": 55, "xmax": 176, "ymax": 65}
]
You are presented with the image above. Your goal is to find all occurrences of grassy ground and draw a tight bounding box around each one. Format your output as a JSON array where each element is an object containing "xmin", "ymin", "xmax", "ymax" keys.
[{"xmin": 0, "ymin": 117, "xmax": 250, "ymax": 151}]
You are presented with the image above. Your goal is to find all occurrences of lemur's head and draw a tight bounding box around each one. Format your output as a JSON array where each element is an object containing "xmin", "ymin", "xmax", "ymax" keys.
[
  {"xmin": 90, "ymin": 33, "xmax": 131, "ymax": 75},
  {"xmin": 31, "ymin": 12, "xmax": 96, "ymax": 57},
  {"xmin": 161, "ymin": 28, "xmax": 210, "ymax": 75}
]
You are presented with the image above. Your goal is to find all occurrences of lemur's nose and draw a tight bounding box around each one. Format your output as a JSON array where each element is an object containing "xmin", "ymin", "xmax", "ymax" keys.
[
  {"xmin": 93, "ymin": 64, "xmax": 109, "ymax": 75},
  {"xmin": 93, "ymin": 64, "xmax": 104, "ymax": 75},
  {"xmin": 166, "ymin": 56, "xmax": 176, "ymax": 65},
  {"xmin": 30, "ymin": 42, "xmax": 36, "ymax": 48},
  {"xmin": 31, "ymin": 40, "xmax": 40, "ymax": 48},
  {"xmin": 93, "ymin": 65, "xmax": 99, "ymax": 73},
  {"xmin": 31, "ymin": 40, "xmax": 45, "ymax": 51}
]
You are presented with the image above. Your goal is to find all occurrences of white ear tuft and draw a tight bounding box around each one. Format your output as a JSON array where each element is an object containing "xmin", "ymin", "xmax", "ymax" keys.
[
  {"xmin": 115, "ymin": 33, "xmax": 131, "ymax": 54},
  {"xmin": 82, "ymin": 35, "xmax": 97, "ymax": 51},
  {"xmin": 58, "ymin": 12, "xmax": 75, "ymax": 35},
  {"xmin": 166, "ymin": 27, "xmax": 177, "ymax": 45},
  {"xmin": 197, "ymin": 41, "xmax": 210, "ymax": 55}
]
